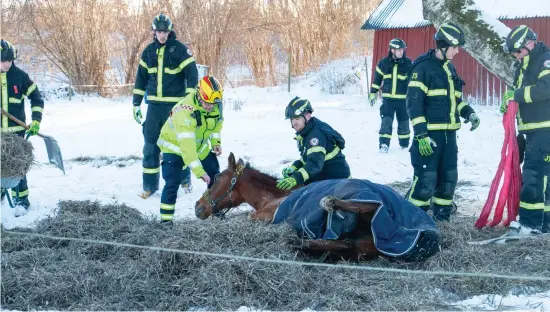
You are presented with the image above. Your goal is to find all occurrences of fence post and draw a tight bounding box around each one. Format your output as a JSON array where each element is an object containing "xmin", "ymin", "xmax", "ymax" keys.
[{"xmin": 288, "ymin": 48, "xmax": 291, "ymax": 93}]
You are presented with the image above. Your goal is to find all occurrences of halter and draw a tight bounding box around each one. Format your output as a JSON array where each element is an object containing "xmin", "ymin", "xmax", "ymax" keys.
[{"xmin": 201, "ymin": 164, "xmax": 245, "ymax": 218}]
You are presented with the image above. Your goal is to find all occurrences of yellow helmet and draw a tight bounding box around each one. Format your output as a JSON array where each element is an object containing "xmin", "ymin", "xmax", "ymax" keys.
[{"xmin": 198, "ymin": 75, "xmax": 223, "ymax": 104}]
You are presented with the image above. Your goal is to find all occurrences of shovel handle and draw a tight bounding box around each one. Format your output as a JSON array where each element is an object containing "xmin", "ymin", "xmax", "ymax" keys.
[{"xmin": 0, "ymin": 108, "xmax": 44, "ymax": 138}]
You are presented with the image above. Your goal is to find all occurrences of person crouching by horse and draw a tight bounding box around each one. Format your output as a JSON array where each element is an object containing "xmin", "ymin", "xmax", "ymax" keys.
[
  {"xmin": 156, "ymin": 75, "xmax": 224, "ymax": 224},
  {"xmin": 277, "ymin": 97, "xmax": 351, "ymax": 190}
]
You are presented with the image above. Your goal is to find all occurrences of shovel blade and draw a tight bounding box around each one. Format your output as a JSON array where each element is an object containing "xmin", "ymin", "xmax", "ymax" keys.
[{"xmin": 41, "ymin": 134, "xmax": 65, "ymax": 174}]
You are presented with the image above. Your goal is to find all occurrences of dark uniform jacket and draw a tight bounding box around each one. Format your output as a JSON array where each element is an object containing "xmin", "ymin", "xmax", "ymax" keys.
[
  {"xmin": 512, "ymin": 42, "xmax": 550, "ymax": 134},
  {"xmin": 290, "ymin": 117, "xmax": 350, "ymax": 185},
  {"xmin": 406, "ymin": 49, "xmax": 475, "ymax": 136},
  {"xmin": 370, "ymin": 52, "xmax": 412, "ymax": 100},
  {"xmin": 0, "ymin": 64, "xmax": 44, "ymax": 133},
  {"xmin": 133, "ymin": 32, "xmax": 198, "ymax": 106}
]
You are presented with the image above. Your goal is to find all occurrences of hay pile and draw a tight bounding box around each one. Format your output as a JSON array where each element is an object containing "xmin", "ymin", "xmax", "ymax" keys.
[
  {"xmin": 2, "ymin": 201, "xmax": 549, "ymax": 311},
  {"xmin": 1, "ymin": 132, "xmax": 34, "ymax": 178}
]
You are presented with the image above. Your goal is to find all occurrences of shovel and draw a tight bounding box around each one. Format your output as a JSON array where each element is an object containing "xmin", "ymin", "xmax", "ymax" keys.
[{"xmin": 1, "ymin": 108, "xmax": 65, "ymax": 174}]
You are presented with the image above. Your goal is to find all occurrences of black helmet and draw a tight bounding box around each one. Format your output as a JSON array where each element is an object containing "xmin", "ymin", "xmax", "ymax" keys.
[
  {"xmin": 434, "ymin": 22, "xmax": 465, "ymax": 47},
  {"xmin": 506, "ymin": 25, "xmax": 537, "ymax": 53},
  {"xmin": 1, "ymin": 39, "xmax": 16, "ymax": 62},
  {"xmin": 285, "ymin": 96, "xmax": 313, "ymax": 119},
  {"xmin": 389, "ymin": 38, "xmax": 406, "ymax": 50},
  {"xmin": 152, "ymin": 13, "xmax": 173, "ymax": 32}
]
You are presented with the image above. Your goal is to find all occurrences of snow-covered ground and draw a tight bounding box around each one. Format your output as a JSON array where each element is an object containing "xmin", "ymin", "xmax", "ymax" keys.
[{"xmin": 1, "ymin": 58, "xmax": 548, "ymax": 310}]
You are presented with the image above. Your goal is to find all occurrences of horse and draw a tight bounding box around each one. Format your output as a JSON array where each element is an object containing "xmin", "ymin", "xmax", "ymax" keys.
[{"xmin": 195, "ymin": 153, "xmax": 440, "ymax": 261}]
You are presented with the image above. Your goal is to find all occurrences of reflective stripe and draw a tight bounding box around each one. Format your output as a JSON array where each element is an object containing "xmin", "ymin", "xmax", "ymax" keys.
[
  {"xmin": 157, "ymin": 46, "xmax": 165, "ymax": 97},
  {"xmin": 186, "ymin": 88, "xmax": 196, "ymax": 94},
  {"xmin": 408, "ymin": 81, "xmax": 428, "ymax": 93},
  {"xmin": 164, "ymin": 57, "xmax": 195, "ymax": 75},
  {"xmin": 147, "ymin": 96, "xmax": 185, "ymax": 103},
  {"xmin": 454, "ymin": 91, "xmax": 462, "ymax": 98},
  {"xmin": 299, "ymin": 157, "xmax": 305, "ymax": 164},
  {"xmin": 1, "ymin": 126, "xmax": 25, "ymax": 133},
  {"xmin": 1, "ymin": 73, "xmax": 7, "ymax": 129},
  {"xmin": 457, "ymin": 102, "xmax": 467, "ymax": 113},
  {"xmin": 11, "ymin": 189, "xmax": 29, "ymax": 197},
  {"xmin": 443, "ymin": 61, "xmax": 457, "ymax": 126},
  {"xmin": 31, "ymin": 106, "xmax": 43, "ymax": 113},
  {"xmin": 139, "ymin": 59, "xmax": 148, "ymax": 68},
  {"xmin": 383, "ymin": 74, "xmax": 391, "ymax": 79},
  {"xmin": 307, "ymin": 146, "xmax": 326, "ymax": 155},
  {"xmin": 211, "ymin": 133, "xmax": 221, "ymax": 139},
  {"xmin": 157, "ymin": 139, "xmax": 182, "ymax": 155},
  {"xmin": 371, "ymin": 83, "xmax": 380, "ymax": 89},
  {"xmin": 519, "ymin": 201, "xmax": 545, "ymax": 210},
  {"xmin": 382, "ymin": 93, "xmax": 406, "ymax": 99},
  {"xmin": 538, "ymin": 69, "xmax": 550, "ymax": 79},
  {"xmin": 427, "ymin": 89, "xmax": 447, "ymax": 96},
  {"xmin": 524, "ymin": 85, "xmax": 533, "ymax": 103},
  {"xmin": 427, "ymin": 123, "xmax": 461, "ymax": 131},
  {"xmin": 148, "ymin": 68, "xmax": 158, "ymax": 74},
  {"xmin": 143, "ymin": 167, "xmax": 160, "ymax": 174},
  {"xmin": 188, "ymin": 160, "xmax": 201, "ymax": 169},
  {"xmin": 8, "ymin": 97, "xmax": 21, "ymax": 103},
  {"xmin": 298, "ymin": 168, "xmax": 309, "ymax": 182},
  {"xmin": 160, "ymin": 203, "xmax": 175, "ymax": 210},
  {"xmin": 432, "ymin": 197, "xmax": 452, "ymax": 205},
  {"xmin": 397, "ymin": 74, "xmax": 407, "ymax": 80},
  {"xmin": 133, "ymin": 89, "xmax": 145, "ymax": 96},
  {"xmin": 325, "ymin": 146, "xmax": 340, "ymax": 161},
  {"xmin": 408, "ymin": 176, "xmax": 431, "ymax": 207},
  {"xmin": 379, "ymin": 134, "xmax": 392, "ymax": 138},
  {"xmin": 398, "ymin": 133, "xmax": 410, "ymax": 139},
  {"xmin": 25, "ymin": 83, "xmax": 37, "ymax": 96},
  {"xmin": 518, "ymin": 120, "xmax": 550, "ymax": 131},
  {"xmin": 376, "ymin": 66, "xmax": 384, "ymax": 76},
  {"xmin": 160, "ymin": 214, "xmax": 174, "ymax": 221},
  {"xmin": 391, "ymin": 64, "xmax": 397, "ymax": 96},
  {"xmin": 176, "ymin": 132, "xmax": 195, "ymax": 140},
  {"xmin": 411, "ymin": 116, "xmax": 426, "ymax": 126}
]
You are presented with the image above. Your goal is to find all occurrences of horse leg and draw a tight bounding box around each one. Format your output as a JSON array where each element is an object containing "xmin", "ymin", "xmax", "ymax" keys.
[
  {"xmin": 354, "ymin": 238, "xmax": 380, "ymax": 260},
  {"xmin": 320, "ymin": 196, "xmax": 380, "ymax": 214},
  {"xmin": 249, "ymin": 210, "xmax": 273, "ymax": 222}
]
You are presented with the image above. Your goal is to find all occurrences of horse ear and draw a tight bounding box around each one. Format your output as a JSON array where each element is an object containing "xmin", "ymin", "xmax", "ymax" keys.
[
  {"xmin": 237, "ymin": 158, "xmax": 245, "ymax": 167},
  {"xmin": 228, "ymin": 152, "xmax": 236, "ymax": 169}
]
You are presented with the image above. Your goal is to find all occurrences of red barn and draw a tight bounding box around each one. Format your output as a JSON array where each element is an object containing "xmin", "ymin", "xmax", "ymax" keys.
[{"xmin": 362, "ymin": 0, "xmax": 550, "ymax": 105}]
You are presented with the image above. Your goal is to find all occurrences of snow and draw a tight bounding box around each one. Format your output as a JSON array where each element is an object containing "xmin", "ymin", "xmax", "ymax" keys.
[
  {"xmin": 1, "ymin": 56, "xmax": 547, "ymax": 309},
  {"xmin": 366, "ymin": 0, "xmax": 550, "ymax": 29}
]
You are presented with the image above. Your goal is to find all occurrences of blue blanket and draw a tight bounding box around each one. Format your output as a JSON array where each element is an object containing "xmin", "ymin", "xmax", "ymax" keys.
[{"xmin": 272, "ymin": 179, "xmax": 439, "ymax": 260}]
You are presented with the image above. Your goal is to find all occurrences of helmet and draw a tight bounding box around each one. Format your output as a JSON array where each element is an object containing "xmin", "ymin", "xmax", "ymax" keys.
[
  {"xmin": 285, "ymin": 96, "xmax": 313, "ymax": 119},
  {"xmin": 152, "ymin": 13, "xmax": 173, "ymax": 32},
  {"xmin": 198, "ymin": 75, "xmax": 223, "ymax": 105},
  {"xmin": 434, "ymin": 22, "xmax": 465, "ymax": 47},
  {"xmin": 1, "ymin": 39, "xmax": 17, "ymax": 62},
  {"xmin": 389, "ymin": 38, "xmax": 406, "ymax": 50},
  {"xmin": 506, "ymin": 25, "xmax": 537, "ymax": 53}
]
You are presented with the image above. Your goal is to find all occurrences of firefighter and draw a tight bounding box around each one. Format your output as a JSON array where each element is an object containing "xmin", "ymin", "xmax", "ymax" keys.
[
  {"xmin": 501, "ymin": 25, "xmax": 550, "ymax": 235},
  {"xmin": 0, "ymin": 39, "xmax": 44, "ymax": 209},
  {"xmin": 277, "ymin": 96, "xmax": 351, "ymax": 190},
  {"xmin": 132, "ymin": 13, "xmax": 198, "ymax": 199},
  {"xmin": 157, "ymin": 75, "xmax": 223, "ymax": 223},
  {"xmin": 369, "ymin": 38, "xmax": 413, "ymax": 152},
  {"xmin": 405, "ymin": 23, "xmax": 480, "ymax": 222}
]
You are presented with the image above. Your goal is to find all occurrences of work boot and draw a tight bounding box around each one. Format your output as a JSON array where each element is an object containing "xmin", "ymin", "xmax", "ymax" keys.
[
  {"xmin": 160, "ymin": 220, "xmax": 173, "ymax": 228},
  {"xmin": 180, "ymin": 183, "xmax": 193, "ymax": 194},
  {"xmin": 505, "ymin": 221, "xmax": 541, "ymax": 237},
  {"xmin": 379, "ymin": 144, "xmax": 389, "ymax": 153},
  {"xmin": 138, "ymin": 190, "xmax": 155, "ymax": 199},
  {"xmin": 1, "ymin": 189, "xmax": 5, "ymax": 202},
  {"xmin": 14, "ymin": 197, "xmax": 30, "ymax": 209},
  {"xmin": 542, "ymin": 212, "xmax": 550, "ymax": 233}
]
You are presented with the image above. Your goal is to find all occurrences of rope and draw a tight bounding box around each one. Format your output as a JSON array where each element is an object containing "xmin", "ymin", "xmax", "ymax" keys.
[{"xmin": 5, "ymin": 230, "xmax": 550, "ymax": 282}]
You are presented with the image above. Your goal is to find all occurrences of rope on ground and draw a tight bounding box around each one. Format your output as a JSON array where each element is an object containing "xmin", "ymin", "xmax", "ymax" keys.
[{"xmin": 5, "ymin": 230, "xmax": 550, "ymax": 282}]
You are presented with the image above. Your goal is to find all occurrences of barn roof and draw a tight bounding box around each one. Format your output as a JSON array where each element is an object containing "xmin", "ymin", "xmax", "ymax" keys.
[{"xmin": 362, "ymin": 0, "xmax": 550, "ymax": 30}]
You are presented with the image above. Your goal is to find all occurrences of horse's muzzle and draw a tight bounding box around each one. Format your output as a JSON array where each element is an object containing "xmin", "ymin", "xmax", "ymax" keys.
[{"xmin": 194, "ymin": 201, "xmax": 208, "ymax": 219}]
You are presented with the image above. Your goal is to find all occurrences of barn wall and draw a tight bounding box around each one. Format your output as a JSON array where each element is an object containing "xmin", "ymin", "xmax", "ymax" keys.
[{"xmin": 370, "ymin": 17, "xmax": 550, "ymax": 105}]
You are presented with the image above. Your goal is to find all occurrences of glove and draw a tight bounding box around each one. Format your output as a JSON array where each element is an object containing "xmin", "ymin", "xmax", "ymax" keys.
[
  {"xmin": 416, "ymin": 135, "xmax": 437, "ymax": 157},
  {"xmin": 133, "ymin": 106, "xmax": 143, "ymax": 124},
  {"xmin": 282, "ymin": 167, "xmax": 295, "ymax": 178},
  {"xmin": 276, "ymin": 177, "xmax": 297, "ymax": 190},
  {"xmin": 369, "ymin": 93, "xmax": 376, "ymax": 106},
  {"xmin": 466, "ymin": 112, "xmax": 480, "ymax": 131},
  {"xmin": 26, "ymin": 120, "xmax": 40, "ymax": 137},
  {"xmin": 500, "ymin": 90, "xmax": 515, "ymax": 114}
]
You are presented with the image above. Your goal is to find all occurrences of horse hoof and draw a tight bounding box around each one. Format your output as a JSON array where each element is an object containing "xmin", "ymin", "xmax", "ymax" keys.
[{"xmin": 320, "ymin": 196, "xmax": 335, "ymax": 212}]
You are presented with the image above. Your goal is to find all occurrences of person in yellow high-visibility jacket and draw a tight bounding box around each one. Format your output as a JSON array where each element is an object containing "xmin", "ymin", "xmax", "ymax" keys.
[{"xmin": 157, "ymin": 75, "xmax": 223, "ymax": 223}]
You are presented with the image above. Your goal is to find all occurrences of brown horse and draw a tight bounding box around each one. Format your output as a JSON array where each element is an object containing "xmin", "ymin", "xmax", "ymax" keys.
[{"xmin": 195, "ymin": 153, "xmax": 382, "ymax": 260}]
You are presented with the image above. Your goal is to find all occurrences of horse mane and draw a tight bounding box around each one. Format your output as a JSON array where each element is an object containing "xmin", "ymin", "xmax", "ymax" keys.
[{"xmin": 243, "ymin": 163, "xmax": 289, "ymax": 196}]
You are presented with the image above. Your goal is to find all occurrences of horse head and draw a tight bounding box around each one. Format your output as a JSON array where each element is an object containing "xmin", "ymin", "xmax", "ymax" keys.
[{"xmin": 195, "ymin": 152, "xmax": 246, "ymax": 219}]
